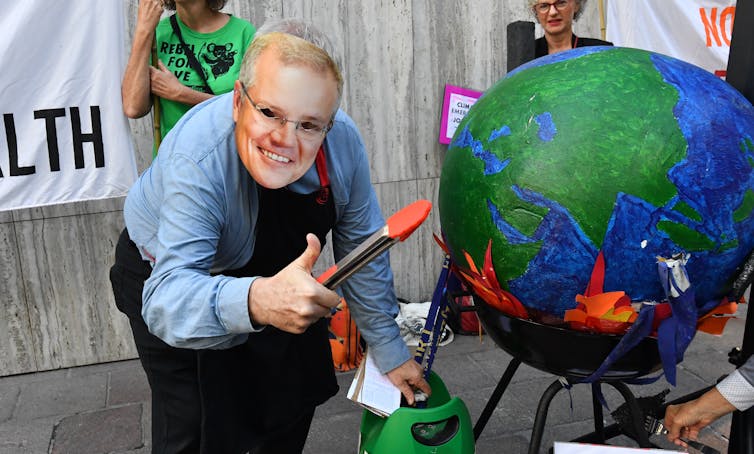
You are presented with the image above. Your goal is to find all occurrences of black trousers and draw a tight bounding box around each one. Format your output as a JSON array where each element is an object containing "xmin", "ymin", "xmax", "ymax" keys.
[{"xmin": 110, "ymin": 229, "xmax": 314, "ymax": 454}]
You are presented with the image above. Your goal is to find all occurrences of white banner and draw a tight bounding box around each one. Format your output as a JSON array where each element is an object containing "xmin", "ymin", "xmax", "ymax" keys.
[
  {"xmin": 606, "ymin": 0, "xmax": 737, "ymax": 76},
  {"xmin": 0, "ymin": 1, "xmax": 137, "ymax": 211}
]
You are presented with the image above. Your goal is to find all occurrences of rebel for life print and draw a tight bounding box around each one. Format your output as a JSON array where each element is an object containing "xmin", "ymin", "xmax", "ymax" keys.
[
  {"xmin": 160, "ymin": 40, "xmax": 239, "ymax": 91},
  {"xmin": 153, "ymin": 15, "xmax": 255, "ymax": 142},
  {"xmin": 160, "ymin": 42, "xmax": 236, "ymax": 91}
]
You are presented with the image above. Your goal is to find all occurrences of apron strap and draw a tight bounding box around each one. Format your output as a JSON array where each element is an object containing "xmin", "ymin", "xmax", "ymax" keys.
[{"xmin": 315, "ymin": 146, "xmax": 330, "ymax": 205}]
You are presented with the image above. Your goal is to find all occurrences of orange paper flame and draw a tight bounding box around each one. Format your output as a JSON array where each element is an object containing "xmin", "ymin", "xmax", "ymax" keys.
[{"xmin": 456, "ymin": 240, "xmax": 529, "ymax": 319}]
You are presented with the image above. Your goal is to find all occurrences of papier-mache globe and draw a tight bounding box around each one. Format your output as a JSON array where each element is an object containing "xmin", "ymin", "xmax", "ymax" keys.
[{"xmin": 439, "ymin": 46, "xmax": 754, "ymax": 329}]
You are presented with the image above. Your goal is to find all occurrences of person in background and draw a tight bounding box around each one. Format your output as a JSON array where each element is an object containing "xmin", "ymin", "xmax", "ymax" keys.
[
  {"xmin": 529, "ymin": 0, "xmax": 611, "ymax": 58},
  {"xmin": 664, "ymin": 356, "xmax": 754, "ymax": 449},
  {"xmin": 122, "ymin": 0, "xmax": 255, "ymax": 150},
  {"xmin": 110, "ymin": 19, "xmax": 429, "ymax": 453}
]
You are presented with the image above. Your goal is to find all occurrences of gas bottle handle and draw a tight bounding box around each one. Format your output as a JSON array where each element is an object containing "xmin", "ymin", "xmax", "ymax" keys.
[{"xmin": 410, "ymin": 415, "xmax": 460, "ymax": 446}]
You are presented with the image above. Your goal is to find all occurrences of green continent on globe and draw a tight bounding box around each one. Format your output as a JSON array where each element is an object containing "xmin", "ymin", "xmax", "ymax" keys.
[{"xmin": 440, "ymin": 49, "xmax": 686, "ymax": 298}]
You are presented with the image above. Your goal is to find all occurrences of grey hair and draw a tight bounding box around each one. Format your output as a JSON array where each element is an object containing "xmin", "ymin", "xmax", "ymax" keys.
[
  {"xmin": 254, "ymin": 18, "xmax": 343, "ymax": 76},
  {"xmin": 238, "ymin": 22, "xmax": 344, "ymax": 106},
  {"xmin": 529, "ymin": 0, "xmax": 587, "ymax": 21}
]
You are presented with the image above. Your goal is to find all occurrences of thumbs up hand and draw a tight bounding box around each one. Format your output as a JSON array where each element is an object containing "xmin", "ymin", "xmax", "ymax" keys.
[{"xmin": 247, "ymin": 233, "xmax": 341, "ymax": 333}]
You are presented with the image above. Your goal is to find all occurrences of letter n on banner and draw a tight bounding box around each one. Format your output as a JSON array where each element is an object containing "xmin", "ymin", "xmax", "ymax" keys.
[{"xmin": 606, "ymin": 0, "xmax": 735, "ymax": 76}]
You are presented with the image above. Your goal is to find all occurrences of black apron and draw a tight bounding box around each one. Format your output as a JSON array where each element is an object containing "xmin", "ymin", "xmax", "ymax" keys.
[{"xmin": 198, "ymin": 148, "xmax": 338, "ymax": 453}]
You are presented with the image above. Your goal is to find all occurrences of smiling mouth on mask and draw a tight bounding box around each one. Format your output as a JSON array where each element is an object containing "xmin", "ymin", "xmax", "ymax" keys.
[{"xmin": 256, "ymin": 143, "xmax": 291, "ymax": 163}]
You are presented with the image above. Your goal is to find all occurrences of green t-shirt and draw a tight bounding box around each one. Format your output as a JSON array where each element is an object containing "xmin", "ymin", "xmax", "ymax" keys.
[{"xmin": 154, "ymin": 14, "xmax": 255, "ymax": 146}]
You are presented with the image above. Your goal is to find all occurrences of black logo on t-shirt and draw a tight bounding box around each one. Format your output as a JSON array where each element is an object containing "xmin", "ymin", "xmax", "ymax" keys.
[{"xmin": 202, "ymin": 43, "xmax": 237, "ymax": 79}]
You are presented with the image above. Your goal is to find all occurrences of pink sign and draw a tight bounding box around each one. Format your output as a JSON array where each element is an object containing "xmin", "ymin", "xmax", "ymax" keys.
[{"xmin": 439, "ymin": 84, "xmax": 483, "ymax": 144}]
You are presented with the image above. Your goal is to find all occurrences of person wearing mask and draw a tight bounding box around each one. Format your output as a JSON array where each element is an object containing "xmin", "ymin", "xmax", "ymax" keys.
[
  {"xmin": 529, "ymin": 0, "xmax": 611, "ymax": 58},
  {"xmin": 122, "ymin": 0, "xmax": 255, "ymax": 151},
  {"xmin": 110, "ymin": 20, "xmax": 429, "ymax": 453}
]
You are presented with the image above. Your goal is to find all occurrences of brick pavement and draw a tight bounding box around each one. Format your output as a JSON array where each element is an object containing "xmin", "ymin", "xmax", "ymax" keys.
[{"xmin": 0, "ymin": 303, "xmax": 747, "ymax": 453}]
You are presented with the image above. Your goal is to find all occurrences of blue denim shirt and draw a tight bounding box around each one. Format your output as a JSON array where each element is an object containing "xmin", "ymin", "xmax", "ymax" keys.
[{"xmin": 124, "ymin": 93, "xmax": 409, "ymax": 373}]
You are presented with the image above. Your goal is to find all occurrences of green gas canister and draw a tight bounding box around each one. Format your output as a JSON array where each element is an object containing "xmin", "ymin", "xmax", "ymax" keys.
[{"xmin": 358, "ymin": 371, "xmax": 474, "ymax": 453}]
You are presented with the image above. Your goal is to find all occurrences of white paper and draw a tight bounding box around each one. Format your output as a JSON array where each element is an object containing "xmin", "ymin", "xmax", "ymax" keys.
[
  {"xmin": 554, "ymin": 442, "xmax": 676, "ymax": 453},
  {"xmin": 347, "ymin": 350, "xmax": 401, "ymax": 417}
]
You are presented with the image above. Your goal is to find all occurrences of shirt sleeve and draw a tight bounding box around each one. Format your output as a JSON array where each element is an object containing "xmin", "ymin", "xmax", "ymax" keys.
[
  {"xmin": 716, "ymin": 356, "xmax": 754, "ymax": 411},
  {"xmin": 141, "ymin": 153, "xmax": 262, "ymax": 349},
  {"xmin": 329, "ymin": 120, "xmax": 411, "ymax": 374}
]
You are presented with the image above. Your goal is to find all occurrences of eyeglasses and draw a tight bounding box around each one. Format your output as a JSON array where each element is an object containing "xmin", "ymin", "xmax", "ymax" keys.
[
  {"xmin": 533, "ymin": 0, "xmax": 570, "ymax": 13},
  {"xmin": 239, "ymin": 82, "xmax": 333, "ymax": 138}
]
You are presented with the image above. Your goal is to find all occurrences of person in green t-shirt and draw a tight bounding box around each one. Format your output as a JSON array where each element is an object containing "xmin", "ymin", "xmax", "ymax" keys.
[{"xmin": 122, "ymin": 0, "xmax": 255, "ymax": 154}]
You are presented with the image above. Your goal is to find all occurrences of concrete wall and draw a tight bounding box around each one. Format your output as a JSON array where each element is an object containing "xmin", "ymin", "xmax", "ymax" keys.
[{"xmin": 1, "ymin": 0, "xmax": 604, "ymax": 376}]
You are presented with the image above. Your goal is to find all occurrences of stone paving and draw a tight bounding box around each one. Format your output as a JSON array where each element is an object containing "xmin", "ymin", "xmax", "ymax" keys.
[{"xmin": 0, "ymin": 303, "xmax": 747, "ymax": 454}]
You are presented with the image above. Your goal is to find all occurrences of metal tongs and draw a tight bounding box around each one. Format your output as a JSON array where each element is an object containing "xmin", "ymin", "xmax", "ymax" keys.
[
  {"xmin": 316, "ymin": 199, "xmax": 432, "ymax": 289},
  {"xmin": 646, "ymin": 416, "xmax": 720, "ymax": 454}
]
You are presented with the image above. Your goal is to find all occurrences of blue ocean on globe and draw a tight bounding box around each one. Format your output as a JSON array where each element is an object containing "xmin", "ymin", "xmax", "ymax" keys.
[{"xmin": 439, "ymin": 46, "xmax": 754, "ymax": 318}]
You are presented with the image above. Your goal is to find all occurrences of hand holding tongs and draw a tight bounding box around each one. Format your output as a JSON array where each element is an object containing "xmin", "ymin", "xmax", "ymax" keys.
[{"xmin": 316, "ymin": 199, "xmax": 432, "ymax": 289}]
